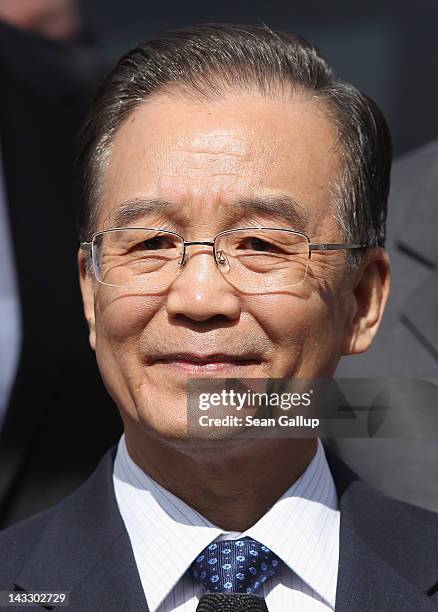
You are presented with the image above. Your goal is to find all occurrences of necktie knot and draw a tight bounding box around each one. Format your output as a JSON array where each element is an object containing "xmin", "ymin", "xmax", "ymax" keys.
[{"xmin": 188, "ymin": 537, "xmax": 281, "ymax": 595}]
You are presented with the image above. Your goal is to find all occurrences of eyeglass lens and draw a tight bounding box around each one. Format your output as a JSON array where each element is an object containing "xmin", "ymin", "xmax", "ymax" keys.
[{"xmin": 92, "ymin": 228, "xmax": 310, "ymax": 293}]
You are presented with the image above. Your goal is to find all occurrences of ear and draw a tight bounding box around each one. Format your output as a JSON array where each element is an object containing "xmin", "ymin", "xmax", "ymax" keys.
[
  {"xmin": 342, "ymin": 247, "xmax": 391, "ymax": 355},
  {"xmin": 78, "ymin": 248, "xmax": 96, "ymax": 351}
]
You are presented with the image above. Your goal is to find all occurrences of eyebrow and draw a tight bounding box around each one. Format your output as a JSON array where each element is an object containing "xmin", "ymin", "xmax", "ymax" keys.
[
  {"xmin": 232, "ymin": 196, "xmax": 308, "ymax": 231},
  {"xmin": 107, "ymin": 198, "xmax": 184, "ymax": 227},
  {"xmin": 107, "ymin": 194, "xmax": 308, "ymax": 231}
]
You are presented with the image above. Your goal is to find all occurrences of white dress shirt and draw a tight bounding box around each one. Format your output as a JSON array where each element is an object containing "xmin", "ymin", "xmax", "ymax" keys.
[
  {"xmin": 0, "ymin": 143, "xmax": 21, "ymax": 430},
  {"xmin": 113, "ymin": 436, "xmax": 339, "ymax": 612}
]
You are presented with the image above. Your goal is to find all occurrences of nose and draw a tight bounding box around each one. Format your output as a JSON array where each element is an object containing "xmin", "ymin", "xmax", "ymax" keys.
[{"xmin": 166, "ymin": 247, "xmax": 241, "ymax": 323}]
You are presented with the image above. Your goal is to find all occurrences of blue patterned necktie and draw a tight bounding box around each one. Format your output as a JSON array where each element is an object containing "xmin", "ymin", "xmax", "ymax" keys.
[{"xmin": 188, "ymin": 537, "xmax": 281, "ymax": 595}]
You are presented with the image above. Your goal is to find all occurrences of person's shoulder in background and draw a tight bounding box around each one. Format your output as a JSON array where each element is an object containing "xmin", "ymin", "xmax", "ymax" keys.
[
  {"xmin": 333, "ymin": 139, "xmax": 438, "ymax": 512},
  {"xmin": 0, "ymin": 19, "xmax": 121, "ymax": 530},
  {"xmin": 337, "ymin": 137, "xmax": 438, "ymax": 379},
  {"xmin": 0, "ymin": 17, "xmax": 107, "ymax": 101},
  {"xmin": 387, "ymin": 138, "xmax": 438, "ymax": 249},
  {"xmin": 391, "ymin": 139, "xmax": 438, "ymax": 213}
]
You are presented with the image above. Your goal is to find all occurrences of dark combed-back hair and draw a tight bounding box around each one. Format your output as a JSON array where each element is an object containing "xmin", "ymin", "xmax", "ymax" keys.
[{"xmin": 78, "ymin": 23, "xmax": 392, "ymax": 266}]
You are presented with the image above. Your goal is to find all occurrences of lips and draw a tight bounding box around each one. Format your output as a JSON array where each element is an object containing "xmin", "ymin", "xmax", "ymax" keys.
[{"xmin": 151, "ymin": 352, "xmax": 262, "ymax": 374}]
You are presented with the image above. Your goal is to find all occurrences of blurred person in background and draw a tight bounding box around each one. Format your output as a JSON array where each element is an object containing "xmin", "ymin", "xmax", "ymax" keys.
[
  {"xmin": 0, "ymin": 0, "xmax": 80, "ymax": 41},
  {"xmin": 333, "ymin": 140, "xmax": 438, "ymax": 513},
  {"xmin": 0, "ymin": 0, "xmax": 121, "ymax": 529}
]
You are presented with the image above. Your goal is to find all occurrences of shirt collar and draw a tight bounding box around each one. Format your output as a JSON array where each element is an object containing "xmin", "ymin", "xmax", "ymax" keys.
[
  {"xmin": 243, "ymin": 439, "xmax": 339, "ymax": 607},
  {"xmin": 113, "ymin": 437, "xmax": 339, "ymax": 611}
]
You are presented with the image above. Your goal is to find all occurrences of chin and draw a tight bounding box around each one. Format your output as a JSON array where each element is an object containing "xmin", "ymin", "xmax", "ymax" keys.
[{"xmin": 132, "ymin": 400, "xmax": 246, "ymax": 449}]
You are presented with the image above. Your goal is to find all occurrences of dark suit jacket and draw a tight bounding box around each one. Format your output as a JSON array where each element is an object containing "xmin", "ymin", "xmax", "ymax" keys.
[
  {"xmin": 0, "ymin": 22, "xmax": 122, "ymax": 529},
  {"xmin": 0, "ymin": 446, "xmax": 437, "ymax": 611},
  {"xmin": 333, "ymin": 140, "xmax": 438, "ymax": 512}
]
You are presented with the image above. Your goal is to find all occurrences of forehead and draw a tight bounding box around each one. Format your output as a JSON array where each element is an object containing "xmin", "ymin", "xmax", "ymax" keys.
[{"xmin": 100, "ymin": 90, "xmax": 340, "ymax": 232}]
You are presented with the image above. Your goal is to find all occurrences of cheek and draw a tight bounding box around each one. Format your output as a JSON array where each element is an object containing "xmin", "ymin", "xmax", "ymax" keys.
[
  {"xmin": 94, "ymin": 289, "xmax": 163, "ymax": 344},
  {"xmin": 92, "ymin": 292, "xmax": 165, "ymax": 408},
  {"xmin": 247, "ymin": 289, "xmax": 341, "ymax": 371},
  {"xmin": 248, "ymin": 290, "xmax": 325, "ymax": 340}
]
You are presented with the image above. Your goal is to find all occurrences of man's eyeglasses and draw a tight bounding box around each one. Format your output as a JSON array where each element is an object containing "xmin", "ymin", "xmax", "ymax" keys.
[{"xmin": 80, "ymin": 227, "xmax": 367, "ymax": 294}]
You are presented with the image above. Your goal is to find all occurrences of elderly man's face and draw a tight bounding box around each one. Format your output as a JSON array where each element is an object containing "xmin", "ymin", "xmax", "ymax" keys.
[{"xmin": 80, "ymin": 90, "xmax": 382, "ymax": 441}]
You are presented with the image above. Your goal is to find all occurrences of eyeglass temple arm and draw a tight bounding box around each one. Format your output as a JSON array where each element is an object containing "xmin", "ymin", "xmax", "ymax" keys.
[
  {"xmin": 309, "ymin": 243, "xmax": 368, "ymax": 251},
  {"xmin": 80, "ymin": 242, "xmax": 92, "ymax": 252}
]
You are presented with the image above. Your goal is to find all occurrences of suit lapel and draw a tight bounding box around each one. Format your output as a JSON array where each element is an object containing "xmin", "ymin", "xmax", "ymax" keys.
[
  {"xmin": 336, "ymin": 517, "xmax": 435, "ymax": 611},
  {"xmin": 13, "ymin": 448, "xmax": 148, "ymax": 610},
  {"xmin": 326, "ymin": 449, "xmax": 438, "ymax": 610},
  {"xmin": 65, "ymin": 534, "xmax": 150, "ymax": 611}
]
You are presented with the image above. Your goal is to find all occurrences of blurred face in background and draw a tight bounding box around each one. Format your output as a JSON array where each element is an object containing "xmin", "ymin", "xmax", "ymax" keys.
[
  {"xmin": 0, "ymin": 0, "xmax": 79, "ymax": 40},
  {"xmin": 79, "ymin": 89, "xmax": 389, "ymax": 449}
]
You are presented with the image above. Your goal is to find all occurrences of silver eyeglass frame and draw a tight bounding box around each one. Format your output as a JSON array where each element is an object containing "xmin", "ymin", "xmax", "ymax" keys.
[{"xmin": 80, "ymin": 226, "xmax": 368, "ymax": 285}]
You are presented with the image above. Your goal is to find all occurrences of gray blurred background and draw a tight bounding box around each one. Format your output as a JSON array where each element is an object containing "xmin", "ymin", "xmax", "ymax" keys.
[{"xmin": 79, "ymin": 0, "xmax": 438, "ymax": 157}]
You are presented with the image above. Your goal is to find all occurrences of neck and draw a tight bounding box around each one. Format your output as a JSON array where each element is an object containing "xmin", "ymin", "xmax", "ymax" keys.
[{"xmin": 124, "ymin": 429, "xmax": 317, "ymax": 531}]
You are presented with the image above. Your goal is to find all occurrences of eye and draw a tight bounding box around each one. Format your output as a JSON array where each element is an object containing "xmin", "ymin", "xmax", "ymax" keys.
[
  {"xmin": 240, "ymin": 236, "xmax": 285, "ymax": 254},
  {"xmin": 137, "ymin": 235, "xmax": 178, "ymax": 250}
]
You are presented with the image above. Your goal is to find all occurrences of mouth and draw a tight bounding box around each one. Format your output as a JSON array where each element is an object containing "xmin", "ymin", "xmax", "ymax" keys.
[{"xmin": 151, "ymin": 352, "xmax": 263, "ymax": 375}]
